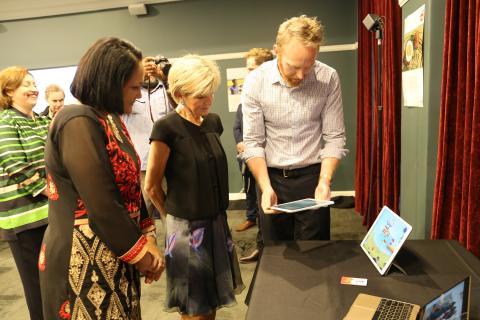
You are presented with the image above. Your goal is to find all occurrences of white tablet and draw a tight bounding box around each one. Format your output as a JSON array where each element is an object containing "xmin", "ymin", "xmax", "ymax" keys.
[
  {"xmin": 271, "ymin": 198, "xmax": 334, "ymax": 213},
  {"xmin": 360, "ymin": 206, "xmax": 412, "ymax": 275}
]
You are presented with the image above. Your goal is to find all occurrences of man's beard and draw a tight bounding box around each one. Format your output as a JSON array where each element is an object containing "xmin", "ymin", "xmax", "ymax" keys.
[
  {"xmin": 277, "ymin": 58, "xmax": 302, "ymax": 87},
  {"xmin": 284, "ymin": 77, "xmax": 302, "ymax": 87}
]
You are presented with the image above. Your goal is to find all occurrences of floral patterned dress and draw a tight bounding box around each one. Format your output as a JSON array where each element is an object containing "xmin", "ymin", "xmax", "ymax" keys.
[{"xmin": 40, "ymin": 105, "xmax": 155, "ymax": 319}]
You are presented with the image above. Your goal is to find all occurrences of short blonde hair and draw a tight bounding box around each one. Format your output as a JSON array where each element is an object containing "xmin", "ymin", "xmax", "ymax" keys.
[
  {"xmin": 276, "ymin": 15, "xmax": 324, "ymax": 48},
  {"xmin": 245, "ymin": 48, "xmax": 274, "ymax": 66},
  {"xmin": 45, "ymin": 84, "xmax": 64, "ymax": 99},
  {"xmin": 168, "ymin": 54, "xmax": 220, "ymax": 104},
  {"xmin": 0, "ymin": 66, "xmax": 29, "ymax": 109}
]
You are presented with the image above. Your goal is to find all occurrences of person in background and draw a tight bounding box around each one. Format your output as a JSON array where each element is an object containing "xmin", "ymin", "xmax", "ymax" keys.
[
  {"xmin": 40, "ymin": 84, "xmax": 65, "ymax": 118},
  {"xmin": 242, "ymin": 15, "xmax": 348, "ymax": 244},
  {"xmin": 233, "ymin": 48, "xmax": 274, "ymax": 264},
  {"xmin": 0, "ymin": 66, "xmax": 50, "ymax": 320},
  {"xmin": 122, "ymin": 55, "xmax": 174, "ymax": 220},
  {"xmin": 39, "ymin": 37, "xmax": 163, "ymax": 319},
  {"xmin": 146, "ymin": 54, "xmax": 244, "ymax": 320}
]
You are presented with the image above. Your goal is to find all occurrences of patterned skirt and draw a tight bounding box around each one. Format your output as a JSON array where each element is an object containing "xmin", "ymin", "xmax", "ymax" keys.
[
  {"xmin": 164, "ymin": 212, "xmax": 245, "ymax": 316},
  {"xmin": 67, "ymin": 225, "xmax": 142, "ymax": 319}
]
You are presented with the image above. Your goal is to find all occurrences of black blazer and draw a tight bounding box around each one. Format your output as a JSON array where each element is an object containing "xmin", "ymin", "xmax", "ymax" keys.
[{"xmin": 233, "ymin": 104, "xmax": 243, "ymax": 144}]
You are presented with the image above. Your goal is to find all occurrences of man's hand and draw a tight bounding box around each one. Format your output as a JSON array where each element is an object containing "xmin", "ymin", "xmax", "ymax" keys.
[
  {"xmin": 261, "ymin": 186, "xmax": 279, "ymax": 214},
  {"xmin": 142, "ymin": 56, "xmax": 162, "ymax": 78},
  {"xmin": 236, "ymin": 142, "xmax": 245, "ymax": 153},
  {"xmin": 315, "ymin": 178, "xmax": 331, "ymax": 200}
]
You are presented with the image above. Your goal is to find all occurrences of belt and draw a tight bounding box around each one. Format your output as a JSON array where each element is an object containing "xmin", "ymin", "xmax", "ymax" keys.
[{"xmin": 268, "ymin": 163, "xmax": 320, "ymax": 178}]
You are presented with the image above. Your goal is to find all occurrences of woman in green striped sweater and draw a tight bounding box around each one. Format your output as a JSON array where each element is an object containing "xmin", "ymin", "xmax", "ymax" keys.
[{"xmin": 0, "ymin": 66, "xmax": 50, "ymax": 320}]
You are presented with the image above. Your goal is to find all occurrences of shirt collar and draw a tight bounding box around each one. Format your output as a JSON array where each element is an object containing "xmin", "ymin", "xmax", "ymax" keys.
[
  {"xmin": 268, "ymin": 59, "xmax": 283, "ymax": 85},
  {"xmin": 9, "ymin": 105, "xmax": 37, "ymax": 119}
]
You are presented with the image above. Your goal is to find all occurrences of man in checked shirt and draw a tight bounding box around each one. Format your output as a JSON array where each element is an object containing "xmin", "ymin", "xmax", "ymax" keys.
[{"xmin": 242, "ymin": 15, "xmax": 348, "ymax": 244}]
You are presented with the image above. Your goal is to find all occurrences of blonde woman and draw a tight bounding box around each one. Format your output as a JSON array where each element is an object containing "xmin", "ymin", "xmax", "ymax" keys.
[
  {"xmin": 146, "ymin": 55, "xmax": 244, "ymax": 320},
  {"xmin": 40, "ymin": 84, "xmax": 65, "ymax": 118}
]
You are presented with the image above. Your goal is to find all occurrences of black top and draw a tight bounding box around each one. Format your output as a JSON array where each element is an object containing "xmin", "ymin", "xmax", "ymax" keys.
[
  {"xmin": 233, "ymin": 103, "xmax": 243, "ymax": 144},
  {"xmin": 150, "ymin": 112, "xmax": 229, "ymax": 220},
  {"xmin": 41, "ymin": 104, "xmax": 152, "ymax": 318},
  {"xmin": 40, "ymin": 106, "xmax": 50, "ymax": 117}
]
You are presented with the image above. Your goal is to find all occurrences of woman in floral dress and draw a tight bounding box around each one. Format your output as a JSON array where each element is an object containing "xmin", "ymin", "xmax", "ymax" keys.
[{"xmin": 146, "ymin": 55, "xmax": 244, "ymax": 320}]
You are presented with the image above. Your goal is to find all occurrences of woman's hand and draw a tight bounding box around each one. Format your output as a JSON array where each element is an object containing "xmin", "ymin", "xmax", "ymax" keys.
[
  {"xmin": 139, "ymin": 236, "xmax": 165, "ymax": 284},
  {"xmin": 135, "ymin": 251, "xmax": 153, "ymax": 275}
]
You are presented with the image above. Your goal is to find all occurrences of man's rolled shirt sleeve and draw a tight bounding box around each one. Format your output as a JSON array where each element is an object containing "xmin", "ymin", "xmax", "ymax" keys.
[
  {"xmin": 319, "ymin": 71, "xmax": 348, "ymax": 160},
  {"xmin": 241, "ymin": 72, "xmax": 267, "ymax": 162}
]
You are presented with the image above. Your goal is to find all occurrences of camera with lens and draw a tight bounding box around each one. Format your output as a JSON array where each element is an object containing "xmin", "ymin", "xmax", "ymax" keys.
[
  {"xmin": 147, "ymin": 55, "xmax": 177, "ymax": 108},
  {"xmin": 153, "ymin": 55, "xmax": 172, "ymax": 80}
]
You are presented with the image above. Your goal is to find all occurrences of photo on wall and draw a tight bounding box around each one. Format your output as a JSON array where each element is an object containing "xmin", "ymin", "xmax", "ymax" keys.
[
  {"xmin": 226, "ymin": 67, "xmax": 248, "ymax": 112},
  {"xmin": 402, "ymin": 4, "xmax": 425, "ymax": 108}
]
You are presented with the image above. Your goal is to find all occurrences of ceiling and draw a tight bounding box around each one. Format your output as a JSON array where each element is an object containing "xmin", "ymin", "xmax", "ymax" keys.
[{"xmin": 0, "ymin": 0, "xmax": 181, "ymax": 22}]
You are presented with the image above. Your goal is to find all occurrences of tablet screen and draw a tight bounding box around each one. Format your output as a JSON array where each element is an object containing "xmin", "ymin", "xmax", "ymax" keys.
[
  {"xmin": 360, "ymin": 206, "xmax": 412, "ymax": 275},
  {"xmin": 271, "ymin": 198, "xmax": 334, "ymax": 213}
]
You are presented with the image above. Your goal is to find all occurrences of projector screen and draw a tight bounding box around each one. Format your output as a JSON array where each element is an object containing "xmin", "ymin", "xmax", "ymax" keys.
[{"xmin": 30, "ymin": 66, "xmax": 78, "ymax": 114}]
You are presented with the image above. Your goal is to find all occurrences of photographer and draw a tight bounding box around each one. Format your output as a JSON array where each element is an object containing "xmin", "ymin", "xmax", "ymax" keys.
[{"xmin": 122, "ymin": 55, "xmax": 174, "ymax": 220}]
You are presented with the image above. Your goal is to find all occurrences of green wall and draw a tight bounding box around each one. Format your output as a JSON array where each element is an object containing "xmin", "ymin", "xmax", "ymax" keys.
[
  {"xmin": 400, "ymin": 0, "xmax": 445, "ymax": 238},
  {"xmin": 0, "ymin": 0, "xmax": 358, "ymax": 193}
]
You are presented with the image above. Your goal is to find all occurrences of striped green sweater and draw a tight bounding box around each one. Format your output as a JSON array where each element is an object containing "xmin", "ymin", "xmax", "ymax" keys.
[{"xmin": 0, "ymin": 107, "xmax": 50, "ymax": 240}]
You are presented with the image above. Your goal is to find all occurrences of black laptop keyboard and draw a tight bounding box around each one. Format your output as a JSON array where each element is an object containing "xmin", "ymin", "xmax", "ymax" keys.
[{"xmin": 372, "ymin": 298, "xmax": 414, "ymax": 320}]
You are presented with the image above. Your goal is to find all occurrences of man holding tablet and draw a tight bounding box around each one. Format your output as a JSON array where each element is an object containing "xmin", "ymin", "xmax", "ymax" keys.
[{"xmin": 242, "ymin": 15, "xmax": 348, "ymax": 242}]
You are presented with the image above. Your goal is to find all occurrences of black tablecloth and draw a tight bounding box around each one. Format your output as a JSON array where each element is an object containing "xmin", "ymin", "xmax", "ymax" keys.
[{"xmin": 246, "ymin": 240, "xmax": 480, "ymax": 320}]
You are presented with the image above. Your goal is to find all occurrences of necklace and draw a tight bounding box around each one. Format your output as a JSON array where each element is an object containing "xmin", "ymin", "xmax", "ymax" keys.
[{"xmin": 106, "ymin": 114, "xmax": 123, "ymax": 143}]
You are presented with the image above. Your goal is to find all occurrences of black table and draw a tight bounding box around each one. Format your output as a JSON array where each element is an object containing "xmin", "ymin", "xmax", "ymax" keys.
[{"xmin": 246, "ymin": 240, "xmax": 480, "ymax": 319}]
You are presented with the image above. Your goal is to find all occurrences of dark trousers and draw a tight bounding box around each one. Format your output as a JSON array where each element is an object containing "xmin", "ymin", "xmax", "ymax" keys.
[
  {"xmin": 8, "ymin": 225, "xmax": 47, "ymax": 320},
  {"xmin": 242, "ymin": 164, "xmax": 262, "ymax": 250},
  {"xmin": 259, "ymin": 166, "xmax": 330, "ymax": 242},
  {"xmin": 244, "ymin": 167, "xmax": 258, "ymax": 222}
]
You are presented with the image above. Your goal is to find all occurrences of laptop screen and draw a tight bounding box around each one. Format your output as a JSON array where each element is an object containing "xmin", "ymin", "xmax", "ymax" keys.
[
  {"xmin": 421, "ymin": 277, "xmax": 470, "ymax": 320},
  {"xmin": 360, "ymin": 206, "xmax": 412, "ymax": 275}
]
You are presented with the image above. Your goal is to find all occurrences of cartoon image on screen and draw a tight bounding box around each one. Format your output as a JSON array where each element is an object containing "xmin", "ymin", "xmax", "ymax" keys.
[
  {"xmin": 360, "ymin": 206, "xmax": 412, "ymax": 274},
  {"xmin": 422, "ymin": 280, "xmax": 468, "ymax": 320}
]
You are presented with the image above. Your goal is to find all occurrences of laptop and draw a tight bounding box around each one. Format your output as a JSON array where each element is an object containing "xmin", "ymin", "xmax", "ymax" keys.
[
  {"xmin": 360, "ymin": 206, "xmax": 412, "ymax": 275},
  {"xmin": 343, "ymin": 276, "xmax": 471, "ymax": 320}
]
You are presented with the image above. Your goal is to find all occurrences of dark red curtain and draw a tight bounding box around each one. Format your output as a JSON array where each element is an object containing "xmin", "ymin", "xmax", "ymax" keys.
[
  {"xmin": 432, "ymin": 0, "xmax": 480, "ymax": 258},
  {"xmin": 355, "ymin": 1, "xmax": 402, "ymax": 227}
]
